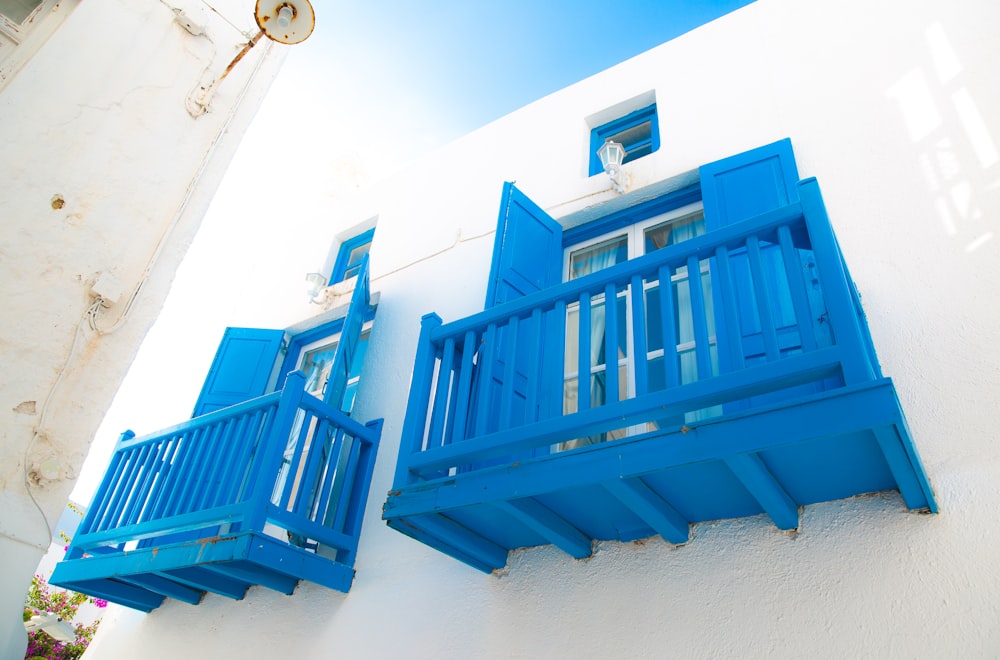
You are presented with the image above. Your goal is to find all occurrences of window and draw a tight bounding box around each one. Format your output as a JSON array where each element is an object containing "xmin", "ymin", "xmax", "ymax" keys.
[
  {"xmin": 330, "ymin": 228, "xmax": 374, "ymax": 284},
  {"xmin": 0, "ymin": 0, "xmax": 66, "ymax": 86},
  {"xmin": 560, "ymin": 203, "xmax": 720, "ymax": 448},
  {"xmin": 588, "ymin": 103, "xmax": 660, "ymax": 176}
]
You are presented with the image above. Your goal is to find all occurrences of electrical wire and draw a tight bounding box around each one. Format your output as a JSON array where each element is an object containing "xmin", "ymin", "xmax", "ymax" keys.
[
  {"xmin": 20, "ymin": 7, "xmax": 278, "ymax": 546},
  {"xmin": 20, "ymin": 305, "xmax": 96, "ymax": 547}
]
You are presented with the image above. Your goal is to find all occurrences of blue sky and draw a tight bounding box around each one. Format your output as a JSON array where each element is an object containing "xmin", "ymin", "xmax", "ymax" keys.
[{"xmin": 271, "ymin": 0, "xmax": 754, "ymax": 173}]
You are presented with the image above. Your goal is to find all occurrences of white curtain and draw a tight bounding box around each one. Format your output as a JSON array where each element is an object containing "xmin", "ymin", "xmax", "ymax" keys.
[{"xmin": 564, "ymin": 240, "xmax": 625, "ymax": 447}]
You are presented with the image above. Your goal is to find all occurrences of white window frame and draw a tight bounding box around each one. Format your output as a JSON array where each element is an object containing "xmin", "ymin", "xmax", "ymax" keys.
[{"xmin": 560, "ymin": 201, "xmax": 716, "ymax": 444}]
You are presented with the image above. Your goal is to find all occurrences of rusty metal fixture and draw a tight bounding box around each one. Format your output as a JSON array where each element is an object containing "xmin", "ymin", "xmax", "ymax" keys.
[{"xmin": 255, "ymin": 0, "xmax": 315, "ymax": 45}]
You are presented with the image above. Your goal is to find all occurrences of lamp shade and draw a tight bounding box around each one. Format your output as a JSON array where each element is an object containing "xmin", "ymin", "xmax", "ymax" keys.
[
  {"xmin": 255, "ymin": 1, "xmax": 315, "ymax": 44},
  {"xmin": 597, "ymin": 140, "xmax": 626, "ymax": 173}
]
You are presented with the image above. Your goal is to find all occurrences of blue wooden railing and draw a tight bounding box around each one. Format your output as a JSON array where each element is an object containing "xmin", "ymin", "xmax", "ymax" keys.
[
  {"xmin": 395, "ymin": 179, "xmax": 878, "ymax": 484},
  {"xmin": 63, "ymin": 370, "xmax": 380, "ymax": 580}
]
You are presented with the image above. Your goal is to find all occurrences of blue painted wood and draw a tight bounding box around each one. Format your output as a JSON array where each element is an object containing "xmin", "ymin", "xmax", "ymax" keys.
[
  {"xmin": 604, "ymin": 282, "xmax": 620, "ymax": 404},
  {"xmin": 157, "ymin": 567, "xmax": 249, "ymax": 601},
  {"xmin": 429, "ymin": 337, "xmax": 456, "ymax": 448},
  {"xmin": 485, "ymin": 182, "xmax": 563, "ymax": 308},
  {"xmin": 55, "ymin": 363, "xmax": 383, "ymax": 609},
  {"xmin": 723, "ymin": 452, "xmax": 799, "ymax": 529},
  {"xmin": 657, "ymin": 264, "xmax": 681, "ymax": 388},
  {"xmin": 385, "ymin": 380, "xmax": 928, "ymax": 520},
  {"xmin": 601, "ymin": 477, "xmax": 690, "ymax": 544},
  {"xmin": 407, "ymin": 513, "xmax": 508, "ymax": 571},
  {"xmin": 630, "ymin": 274, "xmax": 649, "ymax": 396},
  {"xmin": 326, "ymin": 254, "xmax": 371, "ymax": 411},
  {"xmin": 473, "ymin": 323, "xmax": 497, "ymax": 438},
  {"xmin": 191, "ymin": 327, "xmax": 285, "ymax": 417},
  {"xmin": 397, "ymin": 315, "xmax": 443, "ymax": 483},
  {"xmin": 450, "ymin": 330, "xmax": 476, "ymax": 444},
  {"xmin": 714, "ymin": 245, "xmax": 745, "ymax": 373},
  {"xmin": 523, "ymin": 308, "xmax": 544, "ymax": 423},
  {"xmin": 62, "ymin": 578, "xmax": 165, "ymax": 613},
  {"xmin": 116, "ymin": 573, "xmax": 204, "ymax": 605},
  {"xmin": 334, "ymin": 419, "xmax": 383, "ymax": 566},
  {"xmin": 798, "ymin": 178, "xmax": 875, "ymax": 385},
  {"xmin": 494, "ymin": 499, "xmax": 592, "ymax": 559},
  {"xmin": 745, "ymin": 236, "xmax": 780, "ymax": 361},
  {"xmin": 499, "ymin": 315, "xmax": 519, "ymax": 427},
  {"xmin": 872, "ymin": 424, "xmax": 938, "ymax": 513},
  {"xmin": 700, "ymin": 138, "xmax": 800, "ymax": 229},
  {"xmin": 409, "ymin": 348, "xmax": 844, "ymax": 474},
  {"xmin": 386, "ymin": 518, "xmax": 500, "ymax": 574},
  {"xmin": 578, "ymin": 292, "xmax": 592, "ymax": 412},
  {"xmin": 687, "ymin": 254, "xmax": 713, "ymax": 380}
]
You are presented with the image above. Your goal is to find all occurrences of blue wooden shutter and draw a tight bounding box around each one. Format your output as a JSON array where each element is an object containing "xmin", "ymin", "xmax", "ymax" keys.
[
  {"xmin": 325, "ymin": 254, "xmax": 371, "ymax": 412},
  {"xmin": 191, "ymin": 327, "xmax": 285, "ymax": 417},
  {"xmin": 485, "ymin": 182, "xmax": 562, "ymax": 308},
  {"xmin": 700, "ymin": 138, "xmax": 800, "ymax": 230},
  {"xmin": 700, "ymin": 139, "xmax": 836, "ymax": 409}
]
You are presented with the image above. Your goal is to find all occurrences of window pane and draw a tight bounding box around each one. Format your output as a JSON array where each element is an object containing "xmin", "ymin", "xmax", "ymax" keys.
[
  {"xmin": 568, "ymin": 234, "xmax": 627, "ymax": 280},
  {"xmin": 0, "ymin": 0, "xmax": 42, "ymax": 24},
  {"xmin": 644, "ymin": 210, "xmax": 706, "ymax": 253},
  {"xmin": 346, "ymin": 242, "xmax": 371, "ymax": 268},
  {"xmin": 300, "ymin": 341, "xmax": 338, "ymax": 398}
]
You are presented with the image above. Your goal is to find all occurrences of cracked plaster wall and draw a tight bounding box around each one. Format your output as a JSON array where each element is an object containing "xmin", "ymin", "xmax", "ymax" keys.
[{"xmin": 0, "ymin": 1, "xmax": 286, "ymax": 657}]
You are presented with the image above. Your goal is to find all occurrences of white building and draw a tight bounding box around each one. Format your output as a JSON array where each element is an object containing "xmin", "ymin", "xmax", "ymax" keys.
[
  {"xmin": 47, "ymin": 0, "xmax": 1000, "ymax": 658},
  {"xmin": 0, "ymin": 1, "xmax": 291, "ymax": 657}
]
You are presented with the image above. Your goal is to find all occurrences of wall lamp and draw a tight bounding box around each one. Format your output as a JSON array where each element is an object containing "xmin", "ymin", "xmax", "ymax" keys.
[
  {"xmin": 305, "ymin": 272, "xmax": 327, "ymax": 303},
  {"xmin": 597, "ymin": 139, "xmax": 629, "ymax": 194}
]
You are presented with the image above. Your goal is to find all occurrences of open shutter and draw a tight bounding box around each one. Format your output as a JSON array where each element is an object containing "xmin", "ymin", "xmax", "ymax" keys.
[
  {"xmin": 325, "ymin": 254, "xmax": 371, "ymax": 412},
  {"xmin": 485, "ymin": 182, "xmax": 562, "ymax": 308},
  {"xmin": 700, "ymin": 139, "xmax": 835, "ymax": 410},
  {"xmin": 700, "ymin": 138, "xmax": 800, "ymax": 230},
  {"xmin": 191, "ymin": 327, "xmax": 285, "ymax": 417}
]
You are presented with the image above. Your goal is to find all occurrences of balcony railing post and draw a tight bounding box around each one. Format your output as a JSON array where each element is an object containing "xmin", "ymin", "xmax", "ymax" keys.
[
  {"xmin": 394, "ymin": 313, "xmax": 443, "ymax": 486},
  {"xmin": 798, "ymin": 178, "xmax": 875, "ymax": 384},
  {"xmin": 246, "ymin": 371, "xmax": 307, "ymax": 528},
  {"xmin": 337, "ymin": 418, "xmax": 383, "ymax": 566}
]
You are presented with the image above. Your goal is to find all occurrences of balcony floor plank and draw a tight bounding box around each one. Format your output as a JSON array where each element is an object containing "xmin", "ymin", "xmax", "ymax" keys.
[{"xmin": 50, "ymin": 531, "xmax": 356, "ymax": 611}]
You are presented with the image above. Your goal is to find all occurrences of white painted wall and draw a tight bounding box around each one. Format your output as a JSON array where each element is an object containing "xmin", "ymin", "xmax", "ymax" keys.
[
  {"xmin": 0, "ymin": 1, "xmax": 286, "ymax": 657},
  {"xmin": 83, "ymin": 0, "xmax": 1000, "ymax": 657}
]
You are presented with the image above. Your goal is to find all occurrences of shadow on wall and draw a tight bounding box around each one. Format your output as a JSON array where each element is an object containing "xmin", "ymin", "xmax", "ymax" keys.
[{"xmin": 885, "ymin": 21, "xmax": 999, "ymax": 254}]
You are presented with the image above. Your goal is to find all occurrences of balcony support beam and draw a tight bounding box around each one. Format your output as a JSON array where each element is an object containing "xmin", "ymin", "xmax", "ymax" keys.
[
  {"xmin": 872, "ymin": 425, "xmax": 938, "ymax": 513},
  {"xmin": 602, "ymin": 477, "xmax": 689, "ymax": 544},
  {"xmin": 386, "ymin": 517, "xmax": 504, "ymax": 574},
  {"xmin": 493, "ymin": 499, "xmax": 592, "ymax": 559},
  {"xmin": 156, "ymin": 567, "xmax": 249, "ymax": 601},
  {"xmin": 66, "ymin": 578, "xmax": 165, "ymax": 613},
  {"xmin": 116, "ymin": 573, "xmax": 204, "ymax": 605},
  {"xmin": 723, "ymin": 453, "xmax": 799, "ymax": 530},
  {"xmin": 406, "ymin": 513, "xmax": 509, "ymax": 572},
  {"xmin": 206, "ymin": 563, "xmax": 297, "ymax": 596}
]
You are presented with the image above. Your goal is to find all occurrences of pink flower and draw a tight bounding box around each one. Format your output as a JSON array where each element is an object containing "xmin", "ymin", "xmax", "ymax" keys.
[{"xmin": 94, "ymin": 598, "xmax": 108, "ymax": 608}]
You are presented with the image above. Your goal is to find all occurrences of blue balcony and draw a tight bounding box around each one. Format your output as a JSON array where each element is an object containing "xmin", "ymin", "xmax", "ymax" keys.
[
  {"xmin": 384, "ymin": 178, "xmax": 936, "ymax": 573},
  {"xmin": 51, "ymin": 371, "xmax": 381, "ymax": 612}
]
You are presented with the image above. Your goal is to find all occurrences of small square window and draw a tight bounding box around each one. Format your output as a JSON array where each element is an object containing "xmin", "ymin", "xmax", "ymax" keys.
[
  {"xmin": 588, "ymin": 104, "xmax": 660, "ymax": 176},
  {"xmin": 331, "ymin": 228, "xmax": 374, "ymax": 284}
]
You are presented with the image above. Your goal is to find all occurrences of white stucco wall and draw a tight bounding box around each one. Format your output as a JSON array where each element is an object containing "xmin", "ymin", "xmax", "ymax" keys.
[
  {"xmin": 83, "ymin": 0, "xmax": 1000, "ymax": 657},
  {"xmin": 0, "ymin": 1, "xmax": 286, "ymax": 657}
]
